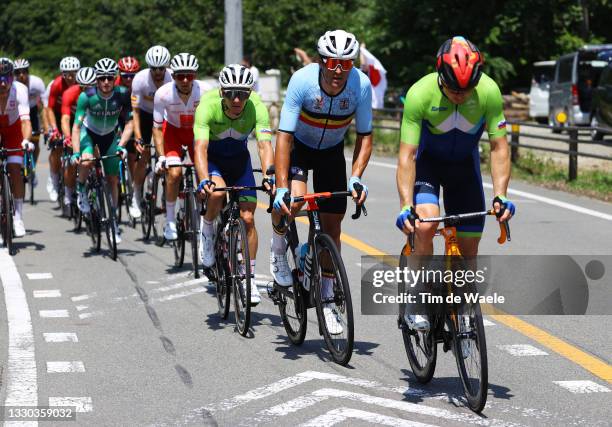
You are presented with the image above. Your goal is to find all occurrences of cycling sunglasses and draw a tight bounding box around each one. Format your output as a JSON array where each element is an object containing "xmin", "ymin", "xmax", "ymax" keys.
[
  {"xmin": 120, "ymin": 72, "xmax": 136, "ymax": 79},
  {"xmin": 14, "ymin": 69, "xmax": 29, "ymax": 75},
  {"xmin": 62, "ymin": 71, "xmax": 77, "ymax": 78},
  {"xmin": 174, "ymin": 73, "xmax": 195, "ymax": 82},
  {"xmin": 222, "ymin": 89, "xmax": 250, "ymax": 101},
  {"xmin": 97, "ymin": 75, "xmax": 115, "ymax": 82},
  {"xmin": 150, "ymin": 66, "xmax": 166, "ymax": 72},
  {"xmin": 322, "ymin": 57, "xmax": 353, "ymax": 72}
]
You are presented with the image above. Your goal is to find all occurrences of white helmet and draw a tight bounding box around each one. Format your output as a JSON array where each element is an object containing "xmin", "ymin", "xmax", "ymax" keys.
[
  {"xmin": 218, "ymin": 64, "xmax": 254, "ymax": 89},
  {"xmin": 145, "ymin": 45, "xmax": 171, "ymax": 67},
  {"xmin": 59, "ymin": 56, "xmax": 80, "ymax": 72},
  {"xmin": 76, "ymin": 67, "xmax": 97, "ymax": 86},
  {"xmin": 94, "ymin": 58, "xmax": 118, "ymax": 76},
  {"xmin": 13, "ymin": 59, "xmax": 30, "ymax": 70},
  {"xmin": 170, "ymin": 53, "xmax": 199, "ymax": 72},
  {"xmin": 317, "ymin": 30, "xmax": 359, "ymax": 60}
]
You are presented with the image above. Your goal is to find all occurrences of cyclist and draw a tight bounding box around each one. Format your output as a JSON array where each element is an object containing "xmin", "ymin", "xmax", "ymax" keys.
[
  {"xmin": 152, "ymin": 53, "xmax": 212, "ymax": 241},
  {"xmin": 272, "ymin": 30, "xmax": 373, "ymax": 334},
  {"xmin": 396, "ymin": 36, "xmax": 515, "ymax": 330},
  {"xmin": 194, "ymin": 64, "xmax": 274, "ymax": 305},
  {"xmin": 131, "ymin": 46, "xmax": 172, "ymax": 219},
  {"xmin": 116, "ymin": 56, "xmax": 140, "ymax": 91},
  {"xmin": 59, "ymin": 67, "xmax": 97, "ymax": 210},
  {"xmin": 0, "ymin": 58, "xmax": 35, "ymax": 237},
  {"xmin": 71, "ymin": 58, "xmax": 132, "ymax": 244},
  {"xmin": 46, "ymin": 56, "xmax": 80, "ymax": 202},
  {"xmin": 13, "ymin": 59, "xmax": 46, "ymax": 168}
]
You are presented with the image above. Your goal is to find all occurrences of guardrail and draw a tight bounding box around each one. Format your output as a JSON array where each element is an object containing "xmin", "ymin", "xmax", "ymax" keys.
[{"xmin": 363, "ymin": 108, "xmax": 612, "ymax": 181}]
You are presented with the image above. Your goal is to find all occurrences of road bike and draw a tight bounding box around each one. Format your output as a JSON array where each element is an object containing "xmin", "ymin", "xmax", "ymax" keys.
[
  {"xmin": 267, "ymin": 176, "xmax": 366, "ymax": 366},
  {"xmin": 117, "ymin": 156, "xmax": 136, "ymax": 228},
  {"xmin": 0, "ymin": 146, "xmax": 23, "ymax": 255},
  {"xmin": 141, "ymin": 148, "xmax": 165, "ymax": 242},
  {"xmin": 399, "ymin": 211, "xmax": 510, "ymax": 412},
  {"xmin": 23, "ymin": 149, "xmax": 35, "ymax": 205},
  {"xmin": 206, "ymin": 170, "xmax": 268, "ymax": 336}
]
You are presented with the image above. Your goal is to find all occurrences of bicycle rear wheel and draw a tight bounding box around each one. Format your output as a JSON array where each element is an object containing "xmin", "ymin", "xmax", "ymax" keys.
[
  {"xmin": 173, "ymin": 202, "xmax": 186, "ymax": 267},
  {"xmin": 313, "ymin": 233, "xmax": 354, "ymax": 365},
  {"xmin": 102, "ymin": 184, "xmax": 117, "ymax": 261},
  {"xmin": 399, "ymin": 245, "xmax": 437, "ymax": 383},
  {"xmin": 188, "ymin": 192, "xmax": 200, "ymax": 278},
  {"xmin": 215, "ymin": 221, "xmax": 231, "ymax": 319},
  {"xmin": 231, "ymin": 218, "xmax": 251, "ymax": 336},
  {"xmin": 453, "ymin": 301, "xmax": 488, "ymax": 413},
  {"xmin": 1, "ymin": 173, "xmax": 14, "ymax": 255}
]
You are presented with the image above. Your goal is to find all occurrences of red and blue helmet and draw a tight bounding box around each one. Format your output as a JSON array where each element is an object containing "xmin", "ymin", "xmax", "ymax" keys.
[{"xmin": 436, "ymin": 36, "xmax": 483, "ymax": 91}]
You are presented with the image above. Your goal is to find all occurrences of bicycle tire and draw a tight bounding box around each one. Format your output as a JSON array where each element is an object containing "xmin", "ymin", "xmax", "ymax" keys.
[
  {"xmin": 312, "ymin": 233, "xmax": 354, "ymax": 366},
  {"xmin": 125, "ymin": 166, "xmax": 136, "ymax": 228},
  {"xmin": 1, "ymin": 173, "xmax": 14, "ymax": 255},
  {"xmin": 102, "ymin": 183, "xmax": 117, "ymax": 261},
  {"xmin": 58, "ymin": 168, "xmax": 66, "ymax": 214},
  {"xmin": 277, "ymin": 244, "xmax": 307, "ymax": 345},
  {"xmin": 215, "ymin": 220, "xmax": 231, "ymax": 319},
  {"xmin": 141, "ymin": 172, "xmax": 154, "ymax": 240},
  {"xmin": 188, "ymin": 191, "xmax": 200, "ymax": 278},
  {"xmin": 452, "ymin": 300, "xmax": 488, "ymax": 413},
  {"xmin": 89, "ymin": 187, "xmax": 102, "ymax": 252},
  {"xmin": 399, "ymin": 245, "xmax": 437, "ymax": 383},
  {"xmin": 173, "ymin": 200, "xmax": 186, "ymax": 267},
  {"xmin": 231, "ymin": 218, "xmax": 251, "ymax": 336}
]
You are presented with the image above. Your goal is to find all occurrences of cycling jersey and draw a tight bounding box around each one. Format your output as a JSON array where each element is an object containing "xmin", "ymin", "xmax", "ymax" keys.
[
  {"xmin": 278, "ymin": 63, "xmax": 372, "ymax": 149},
  {"xmin": 0, "ymin": 82, "xmax": 30, "ymax": 156},
  {"xmin": 26, "ymin": 75, "xmax": 46, "ymax": 108},
  {"xmin": 61, "ymin": 85, "xmax": 82, "ymax": 117},
  {"xmin": 47, "ymin": 75, "xmax": 75, "ymax": 115},
  {"xmin": 153, "ymin": 80, "xmax": 212, "ymax": 129},
  {"xmin": 75, "ymin": 86, "xmax": 131, "ymax": 136},
  {"xmin": 42, "ymin": 82, "xmax": 52, "ymax": 108},
  {"xmin": 193, "ymin": 89, "xmax": 272, "ymax": 157},
  {"xmin": 400, "ymin": 72, "xmax": 507, "ymax": 162},
  {"xmin": 131, "ymin": 68, "xmax": 172, "ymax": 114}
]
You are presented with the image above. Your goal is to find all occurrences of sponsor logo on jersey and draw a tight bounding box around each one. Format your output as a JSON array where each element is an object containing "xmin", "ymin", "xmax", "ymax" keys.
[
  {"xmin": 497, "ymin": 120, "xmax": 507, "ymax": 130},
  {"xmin": 260, "ymin": 128, "xmax": 272, "ymax": 134},
  {"xmin": 431, "ymin": 106, "xmax": 448, "ymax": 112},
  {"xmin": 313, "ymin": 96, "xmax": 324, "ymax": 110},
  {"xmin": 339, "ymin": 99, "xmax": 349, "ymax": 110}
]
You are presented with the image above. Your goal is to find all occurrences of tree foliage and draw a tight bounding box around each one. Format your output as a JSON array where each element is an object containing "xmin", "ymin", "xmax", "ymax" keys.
[{"xmin": 1, "ymin": 0, "xmax": 610, "ymax": 91}]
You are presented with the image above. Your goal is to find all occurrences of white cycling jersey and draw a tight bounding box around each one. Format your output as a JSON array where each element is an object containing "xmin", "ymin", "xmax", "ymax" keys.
[
  {"xmin": 0, "ymin": 82, "xmax": 31, "ymax": 127},
  {"xmin": 42, "ymin": 81, "xmax": 52, "ymax": 108},
  {"xmin": 131, "ymin": 68, "xmax": 172, "ymax": 114},
  {"xmin": 153, "ymin": 80, "xmax": 213, "ymax": 129},
  {"xmin": 27, "ymin": 75, "xmax": 46, "ymax": 108}
]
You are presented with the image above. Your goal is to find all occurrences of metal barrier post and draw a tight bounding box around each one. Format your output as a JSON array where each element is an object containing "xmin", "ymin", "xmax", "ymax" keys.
[
  {"xmin": 510, "ymin": 124, "xmax": 520, "ymax": 163},
  {"xmin": 568, "ymin": 128, "xmax": 578, "ymax": 181}
]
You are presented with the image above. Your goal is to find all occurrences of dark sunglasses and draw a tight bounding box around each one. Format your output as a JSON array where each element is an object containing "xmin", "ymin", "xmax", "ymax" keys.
[
  {"xmin": 97, "ymin": 75, "xmax": 115, "ymax": 82},
  {"xmin": 151, "ymin": 67, "xmax": 166, "ymax": 72},
  {"xmin": 222, "ymin": 89, "xmax": 250, "ymax": 101},
  {"xmin": 14, "ymin": 69, "xmax": 29, "ymax": 75},
  {"xmin": 62, "ymin": 71, "xmax": 77, "ymax": 78},
  {"xmin": 120, "ymin": 72, "xmax": 135, "ymax": 79},
  {"xmin": 174, "ymin": 73, "xmax": 195, "ymax": 81}
]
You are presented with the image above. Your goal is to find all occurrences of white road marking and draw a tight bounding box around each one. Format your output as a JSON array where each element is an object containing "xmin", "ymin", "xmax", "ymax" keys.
[
  {"xmin": 553, "ymin": 380, "xmax": 611, "ymax": 393},
  {"xmin": 43, "ymin": 333, "xmax": 79, "ymax": 343},
  {"xmin": 300, "ymin": 407, "xmax": 438, "ymax": 427},
  {"xmin": 153, "ymin": 287, "xmax": 206, "ymax": 303},
  {"xmin": 49, "ymin": 397, "xmax": 93, "ymax": 413},
  {"xmin": 26, "ymin": 272, "xmax": 53, "ymax": 280},
  {"xmin": 71, "ymin": 293, "xmax": 97, "ymax": 302},
  {"xmin": 0, "ymin": 249, "xmax": 38, "ymax": 412},
  {"xmin": 33, "ymin": 289, "xmax": 61, "ymax": 298},
  {"xmin": 483, "ymin": 319, "xmax": 495, "ymax": 326},
  {"xmin": 39, "ymin": 310, "xmax": 69, "ymax": 318},
  {"xmin": 75, "ymin": 305, "xmax": 89, "ymax": 311},
  {"xmin": 78, "ymin": 311, "xmax": 103, "ymax": 319},
  {"xmin": 153, "ymin": 278, "xmax": 208, "ymax": 293},
  {"xmin": 362, "ymin": 157, "xmax": 612, "ymax": 221},
  {"xmin": 46, "ymin": 361, "xmax": 85, "ymax": 373},
  {"xmin": 497, "ymin": 344, "xmax": 548, "ymax": 356}
]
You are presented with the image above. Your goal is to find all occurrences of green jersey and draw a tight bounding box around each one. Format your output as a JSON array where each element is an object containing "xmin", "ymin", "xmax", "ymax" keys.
[{"xmin": 75, "ymin": 86, "xmax": 131, "ymax": 136}]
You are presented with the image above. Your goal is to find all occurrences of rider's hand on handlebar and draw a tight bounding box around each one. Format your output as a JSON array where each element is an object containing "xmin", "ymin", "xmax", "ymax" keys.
[
  {"xmin": 197, "ymin": 178, "xmax": 215, "ymax": 196},
  {"xmin": 262, "ymin": 176, "xmax": 274, "ymax": 193},
  {"xmin": 48, "ymin": 127, "xmax": 61, "ymax": 142},
  {"xmin": 116, "ymin": 146, "xmax": 128, "ymax": 160},
  {"xmin": 70, "ymin": 152, "xmax": 81, "ymax": 165},
  {"xmin": 492, "ymin": 195, "xmax": 515, "ymax": 223},
  {"xmin": 135, "ymin": 138, "xmax": 145, "ymax": 154},
  {"xmin": 21, "ymin": 139, "xmax": 35, "ymax": 152},
  {"xmin": 273, "ymin": 188, "xmax": 292, "ymax": 216},
  {"xmin": 63, "ymin": 135, "xmax": 72, "ymax": 147},
  {"xmin": 348, "ymin": 176, "xmax": 368, "ymax": 205},
  {"xmin": 396, "ymin": 205, "xmax": 419, "ymax": 235},
  {"xmin": 154, "ymin": 155, "xmax": 167, "ymax": 174}
]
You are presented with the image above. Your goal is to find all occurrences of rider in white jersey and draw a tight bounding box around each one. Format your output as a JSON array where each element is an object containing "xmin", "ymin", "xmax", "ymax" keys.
[{"xmin": 152, "ymin": 79, "xmax": 211, "ymax": 130}]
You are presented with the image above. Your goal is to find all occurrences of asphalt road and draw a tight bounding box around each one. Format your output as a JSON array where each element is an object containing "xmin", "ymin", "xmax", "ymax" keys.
[{"xmin": 0, "ymin": 143, "xmax": 611, "ymax": 426}]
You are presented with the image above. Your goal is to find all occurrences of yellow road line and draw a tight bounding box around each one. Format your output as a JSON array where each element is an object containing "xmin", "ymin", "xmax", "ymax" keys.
[{"xmin": 256, "ymin": 201, "xmax": 611, "ymax": 383}]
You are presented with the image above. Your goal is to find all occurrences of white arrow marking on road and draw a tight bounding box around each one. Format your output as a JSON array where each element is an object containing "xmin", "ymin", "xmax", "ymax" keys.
[
  {"xmin": 49, "ymin": 397, "xmax": 93, "ymax": 413},
  {"xmin": 553, "ymin": 380, "xmax": 610, "ymax": 393},
  {"xmin": 300, "ymin": 407, "xmax": 438, "ymax": 427},
  {"xmin": 0, "ymin": 249, "xmax": 38, "ymax": 416},
  {"xmin": 26, "ymin": 272, "xmax": 53, "ymax": 280},
  {"xmin": 497, "ymin": 344, "xmax": 549, "ymax": 356},
  {"xmin": 39, "ymin": 310, "xmax": 69, "ymax": 318},
  {"xmin": 33, "ymin": 289, "xmax": 61, "ymax": 298},
  {"xmin": 43, "ymin": 333, "xmax": 79, "ymax": 343},
  {"xmin": 46, "ymin": 361, "xmax": 85, "ymax": 373}
]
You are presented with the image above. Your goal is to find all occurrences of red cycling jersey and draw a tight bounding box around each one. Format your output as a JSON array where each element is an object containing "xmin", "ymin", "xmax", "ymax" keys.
[
  {"xmin": 60, "ymin": 85, "xmax": 82, "ymax": 117},
  {"xmin": 47, "ymin": 75, "xmax": 74, "ymax": 114}
]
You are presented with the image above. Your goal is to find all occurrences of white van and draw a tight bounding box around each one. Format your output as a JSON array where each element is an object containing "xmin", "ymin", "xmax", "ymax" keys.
[{"xmin": 528, "ymin": 61, "xmax": 556, "ymax": 123}]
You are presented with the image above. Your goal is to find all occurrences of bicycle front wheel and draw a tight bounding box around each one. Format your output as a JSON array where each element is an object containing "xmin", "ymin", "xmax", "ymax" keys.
[
  {"xmin": 278, "ymin": 230, "xmax": 307, "ymax": 344},
  {"xmin": 231, "ymin": 218, "xmax": 251, "ymax": 336},
  {"xmin": 89, "ymin": 189, "xmax": 102, "ymax": 252},
  {"xmin": 188, "ymin": 192, "xmax": 200, "ymax": 278},
  {"xmin": 173, "ymin": 201, "xmax": 186, "ymax": 267},
  {"xmin": 1, "ymin": 173, "xmax": 14, "ymax": 255},
  {"xmin": 101, "ymin": 184, "xmax": 117, "ymax": 261},
  {"xmin": 313, "ymin": 233, "xmax": 354, "ymax": 365},
  {"xmin": 452, "ymin": 300, "xmax": 488, "ymax": 413},
  {"xmin": 215, "ymin": 221, "xmax": 231, "ymax": 319}
]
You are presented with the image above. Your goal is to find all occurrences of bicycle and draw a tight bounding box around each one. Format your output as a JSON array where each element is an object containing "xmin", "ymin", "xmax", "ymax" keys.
[
  {"xmin": 141, "ymin": 148, "xmax": 165, "ymax": 242},
  {"xmin": 117, "ymin": 156, "xmax": 136, "ymax": 228},
  {"xmin": 80, "ymin": 155, "xmax": 121, "ymax": 261},
  {"xmin": 47, "ymin": 137, "xmax": 66, "ymax": 211},
  {"xmin": 23, "ymin": 149, "xmax": 35, "ymax": 205},
  {"xmin": 0, "ymin": 146, "xmax": 23, "ymax": 255},
  {"xmin": 59, "ymin": 144, "xmax": 78, "ymax": 221},
  {"xmin": 399, "ymin": 211, "xmax": 510, "ymax": 413},
  {"xmin": 165, "ymin": 155, "xmax": 201, "ymax": 279},
  {"xmin": 267, "ymin": 175, "xmax": 366, "ymax": 366},
  {"xmin": 205, "ymin": 170, "xmax": 268, "ymax": 337}
]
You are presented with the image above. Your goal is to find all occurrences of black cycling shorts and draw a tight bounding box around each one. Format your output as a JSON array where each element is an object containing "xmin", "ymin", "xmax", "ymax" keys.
[{"xmin": 290, "ymin": 139, "xmax": 347, "ymax": 214}]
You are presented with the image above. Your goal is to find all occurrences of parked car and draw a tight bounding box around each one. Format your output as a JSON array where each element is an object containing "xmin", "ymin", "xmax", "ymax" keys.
[
  {"xmin": 548, "ymin": 44, "xmax": 612, "ymax": 132},
  {"xmin": 529, "ymin": 61, "xmax": 556, "ymax": 123},
  {"xmin": 591, "ymin": 62, "xmax": 612, "ymax": 140}
]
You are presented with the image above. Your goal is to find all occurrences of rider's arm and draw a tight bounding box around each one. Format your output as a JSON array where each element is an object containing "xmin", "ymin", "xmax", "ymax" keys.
[
  {"xmin": 397, "ymin": 85, "xmax": 424, "ymax": 209},
  {"xmin": 351, "ymin": 77, "xmax": 374, "ymax": 178},
  {"xmin": 253, "ymin": 97, "xmax": 274, "ymax": 176},
  {"xmin": 17, "ymin": 85, "xmax": 32, "ymax": 140},
  {"xmin": 193, "ymin": 102, "xmax": 210, "ymax": 182},
  {"xmin": 275, "ymin": 75, "xmax": 304, "ymax": 188},
  {"xmin": 152, "ymin": 89, "xmax": 165, "ymax": 156},
  {"xmin": 71, "ymin": 92, "xmax": 87, "ymax": 154},
  {"xmin": 119, "ymin": 120, "xmax": 134, "ymax": 147},
  {"xmin": 484, "ymin": 81, "xmax": 511, "ymax": 198},
  {"xmin": 46, "ymin": 79, "xmax": 60, "ymax": 129},
  {"xmin": 132, "ymin": 107, "xmax": 142, "ymax": 141},
  {"xmin": 60, "ymin": 91, "xmax": 74, "ymax": 138}
]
